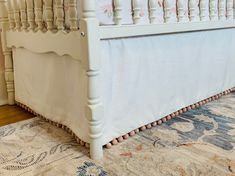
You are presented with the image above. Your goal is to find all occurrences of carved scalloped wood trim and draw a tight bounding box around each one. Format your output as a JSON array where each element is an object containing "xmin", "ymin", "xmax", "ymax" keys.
[{"xmin": 6, "ymin": 30, "xmax": 82, "ymax": 61}]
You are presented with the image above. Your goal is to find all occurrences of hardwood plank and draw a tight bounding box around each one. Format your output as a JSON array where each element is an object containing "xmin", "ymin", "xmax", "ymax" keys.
[{"xmin": 0, "ymin": 105, "xmax": 34, "ymax": 127}]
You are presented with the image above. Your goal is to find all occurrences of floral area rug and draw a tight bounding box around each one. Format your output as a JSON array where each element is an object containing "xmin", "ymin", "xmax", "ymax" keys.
[{"xmin": 1, "ymin": 93, "xmax": 235, "ymax": 176}]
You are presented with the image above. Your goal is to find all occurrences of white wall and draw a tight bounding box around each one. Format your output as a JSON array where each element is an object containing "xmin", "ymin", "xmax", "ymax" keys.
[{"xmin": 0, "ymin": 34, "xmax": 8, "ymax": 105}]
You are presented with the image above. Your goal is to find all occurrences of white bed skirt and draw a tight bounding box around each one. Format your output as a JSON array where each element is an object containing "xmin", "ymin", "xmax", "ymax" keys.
[{"xmin": 13, "ymin": 28, "xmax": 235, "ymax": 145}]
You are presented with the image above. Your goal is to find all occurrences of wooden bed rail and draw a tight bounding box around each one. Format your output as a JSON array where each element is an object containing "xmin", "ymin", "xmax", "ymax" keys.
[
  {"xmin": 1, "ymin": 0, "xmax": 234, "ymax": 32},
  {"xmin": 3, "ymin": 0, "xmax": 79, "ymax": 32}
]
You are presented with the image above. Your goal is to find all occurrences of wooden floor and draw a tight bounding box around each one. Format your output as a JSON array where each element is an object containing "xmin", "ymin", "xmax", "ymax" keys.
[{"xmin": 0, "ymin": 105, "xmax": 34, "ymax": 127}]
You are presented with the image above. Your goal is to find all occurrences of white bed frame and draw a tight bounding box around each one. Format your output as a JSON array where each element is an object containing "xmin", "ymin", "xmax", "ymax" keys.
[{"xmin": 0, "ymin": 0, "xmax": 235, "ymax": 160}]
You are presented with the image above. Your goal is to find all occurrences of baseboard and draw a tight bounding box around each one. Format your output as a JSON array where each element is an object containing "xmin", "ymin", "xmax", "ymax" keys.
[{"xmin": 0, "ymin": 99, "xmax": 8, "ymax": 106}]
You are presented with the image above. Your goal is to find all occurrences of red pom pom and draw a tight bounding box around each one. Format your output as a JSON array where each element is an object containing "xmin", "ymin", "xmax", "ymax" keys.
[
  {"xmin": 152, "ymin": 121, "xmax": 157, "ymax": 127},
  {"xmin": 157, "ymin": 120, "xmax": 162, "ymax": 125},
  {"xmin": 112, "ymin": 139, "xmax": 118, "ymax": 145},
  {"xmin": 167, "ymin": 115, "xmax": 172, "ymax": 120},
  {"xmin": 129, "ymin": 131, "xmax": 135, "ymax": 136},
  {"xmin": 140, "ymin": 126, "xmax": 146, "ymax": 131},
  {"xmin": 106, "ymin": 143, "xmax": 112, "ymax": 149},
  {"xmin": 162, "ymin": 118, "xmax": 167, "ymax": 122},
  {"xmin": 191, "ymin": 104, "xmax": 196, "ymax": 109},
  {"xmin": 135, "ymin": 129, "xmax": 140, "ymax": 133},
  {"xmin": 123, "ymin": 134, "xmax": 129, "ymax": 139},
  {"xmin": 118, "ymin": 136, "xmax": 124, "ymax": 142},
  {"xmin": 147, "ymin": 124, "xmax": 152, "ymax": 129}
]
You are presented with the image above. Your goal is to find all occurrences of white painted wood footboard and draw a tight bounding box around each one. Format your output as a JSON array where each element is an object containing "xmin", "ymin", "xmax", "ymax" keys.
[{"xmin": 0, "ymin": 0, "xmax": 235, "ymax": 159}]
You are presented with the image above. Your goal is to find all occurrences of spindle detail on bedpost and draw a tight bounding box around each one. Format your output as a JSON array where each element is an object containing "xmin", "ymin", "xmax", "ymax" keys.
[
  {"xmin": 26, "ymin": 0, "xmax": 35, "ymax": 30},
  {"xmin": 133, "ymin": 0, "xmax": 141, "ymax": 24},
  {"xmin": 80, "ymin": 0, "xmax": 103, "ymax": 160},
  {"xmin": 34, "ymin": 0, "xmax": 43, "ymax": 30},
  {"xmin": 234, "ymin": 0, "xmax": 235, "ymax": 19},
  {"xmin": 200, "ymin": 0, "xmax": 207, "ymax": 21},
  {"xmin": 209, "ymin": 0, "xmax": 217, "ymax": 20},
  {"xmin": 7, "ymin": 1, "xmax": 15, "ymax": 30},
  {"xmin": 19, "ymin": 0, "xmax": 28, "ymax": 30},
  {"xmin": 12, "ymin": 0, "xmax": 21, "ymax": 30},
  {"xmin": 218, "ymin": 0, "xmax": 226, "ymax": 20},
  {"xmin": 149, "ymin": 0, "xmax": 157, "ymax": 23},
  {"xmin": 226, "ymin": 0, "xmax": 233, "ymax": 19},
  {"xmin": 189, "ymin": 0, "xmax": 197, "ymax": 21},
  {"xmin": 68, "ymin": 0, "xmax": 78, "ymax": 30},
  {"xmin": 0, "ymin": 0, "xmax": 15, "ymax": 105},
  {"xmin": 44, "ymin": 0, "xmax": 53, "ymax": 31},
  {"xmin": 114, "ymin": 0, "xmax": 122, "ymax": 25},
  {"xmin": 177, "ymin": 0, "xmax": 186, "ymax": 22},
  {"xmin": 55, "ymin": 0, "xmax": 64, "ymax": 30},
  {"xmin": 164, "ymin": 0, "xmax": 172, "ymax": 23}
]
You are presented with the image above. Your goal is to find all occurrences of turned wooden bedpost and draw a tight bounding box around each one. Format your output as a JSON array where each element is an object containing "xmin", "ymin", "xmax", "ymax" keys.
[
  {"xmin": 55, "ymin": 0, "xmax": 65, "ymax": 30},
  {"xmin": 210, "ymin": 0, "xmax": 218, "ymax": 20},
  {"xmin": 19, "ymin": 0, "xmax": 28, "ymax": 30},
  {"xmin": 68, "ymin": 0, "xmax": 78, "ymax": 30},
  {"xmin": 80, "ymin": 0, "xmax": 103, "ymax": 160},
  {"xmin": 7, "ymin": 0, "xmax": 15, "ymax": 30},
  {"xmin": 200, "ymin": 0, "xmax": 207, "ymax": 21},
  {"xmin": 44, "ymin": 0, "xmax": 53, "ymax": 31},
  {"xmin": 218, "ymin": 0, "xmax": 226, "ymax": 20},
  {"xmin": 34, "ymin": 0, "xmax": 44, "ymax": 31},
  {"xmin": 234, "ymin": 0, "xmax": 235, "ymax": 19},
  {"xmin": 226, "ymin": 0, "xmax": 233, "ymax": 20},
  {"xmin": 0, "ymin": 0, "xmax": 15, "ymax": 105},
  {"xmin": 114, "ymin": 0, "xmax": 123, "ymax": 25},
  {"xmin": 26, "ymin": 0, "xmax": 35, "ymax": 30},
  {"xmin": 164, "ymin": 0, "xmax": 172, "ymax": 23},
  {"xmin": 133, "ymin": 0, "xmax": 141, "ymax": 24},
  {"xmin": 149, "ymin": 0, "xmax": 157, "ymax": 24},
  {"xmin": 189, "ymin": 0, "xmax": 197, "ymax": 21},
  {"xmin": 12, "ymin": 0, "xmax": 21, "ymax": 31}
]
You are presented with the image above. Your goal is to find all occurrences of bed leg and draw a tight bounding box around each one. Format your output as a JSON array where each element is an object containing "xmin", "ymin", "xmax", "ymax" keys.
[
  {"xmin": 0, "ymin": 0, "xmax": 15, "ymax": 105},
  {"xmin": 80, "ymin": 0, "xmax": 103, "ymax": 160},
  {"xmin": 86, "ymin": 69, "xmax": 103, "ymax": 160},
  {"xmin": 4, "ymin": 49, "xmax": 15, "ymax": 105}
]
